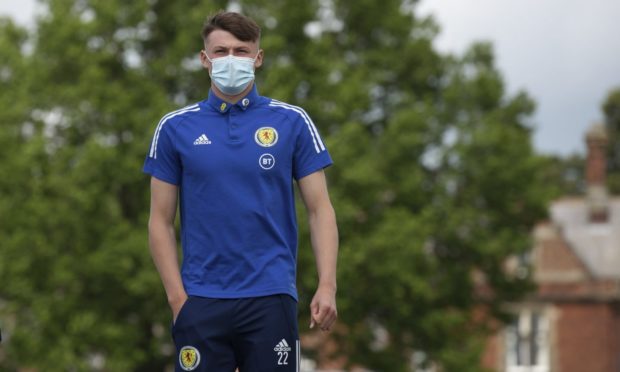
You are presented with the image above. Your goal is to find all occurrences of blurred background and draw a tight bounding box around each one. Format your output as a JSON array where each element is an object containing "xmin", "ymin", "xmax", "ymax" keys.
[{"xmin": 0, "ymin": 0, "xmax": 618, "ymax": 371}]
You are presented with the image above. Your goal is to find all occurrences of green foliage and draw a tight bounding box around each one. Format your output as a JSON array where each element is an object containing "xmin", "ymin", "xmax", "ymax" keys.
[
  {"xmin": 603, "ymin": 87, "xmax": 620, "ymax": 193},
  {"xmin": 0, "ymin": 0, "xmax": 553, "ymax": 370},
  {"xmin": 538, "ymin": 154, "xmax": 585, "ymax": 197}
]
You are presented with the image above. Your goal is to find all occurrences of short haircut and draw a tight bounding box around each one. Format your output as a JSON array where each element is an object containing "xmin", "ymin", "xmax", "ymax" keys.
[{"xmin": 201, "ymin": 11, "xmax": 261, "ymax": 44}]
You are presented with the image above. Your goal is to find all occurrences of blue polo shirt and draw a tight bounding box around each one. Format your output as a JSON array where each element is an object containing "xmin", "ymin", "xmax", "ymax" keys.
[{"xmin": 143, "ymin": 85, "xmax": 332, "ymax": 301}]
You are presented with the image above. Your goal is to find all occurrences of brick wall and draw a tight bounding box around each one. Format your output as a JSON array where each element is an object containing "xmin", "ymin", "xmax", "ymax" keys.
[{"xmin": 555, "ymin": 302, "xmax": 620, "ymax": 372}]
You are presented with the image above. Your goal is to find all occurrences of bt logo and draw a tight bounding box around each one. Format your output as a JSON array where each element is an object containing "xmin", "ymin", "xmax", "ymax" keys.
[{"xmin": 259, "ymin": 154, "xmax": 275, "ymax": 170}]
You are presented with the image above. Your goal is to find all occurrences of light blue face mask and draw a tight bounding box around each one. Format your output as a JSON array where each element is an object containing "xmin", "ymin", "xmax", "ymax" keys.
[{"xmin": 206, "ymin": 53, "xmax": 258, "ymax": 96}]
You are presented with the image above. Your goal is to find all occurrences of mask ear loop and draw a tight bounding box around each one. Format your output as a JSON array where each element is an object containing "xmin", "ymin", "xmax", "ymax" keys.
[
  {"xmin": 204, "ymin": 52, "xmax": 216, "ymax": 63},
  {"xmin": 250, "ymin": 51, "xmax": 260, "ymax": 62}
]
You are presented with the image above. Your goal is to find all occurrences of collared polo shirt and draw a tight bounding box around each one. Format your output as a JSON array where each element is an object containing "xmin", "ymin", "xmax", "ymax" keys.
[{"xmin": 143, "ymin": 85, "xmax": 332, "ymax": 300}]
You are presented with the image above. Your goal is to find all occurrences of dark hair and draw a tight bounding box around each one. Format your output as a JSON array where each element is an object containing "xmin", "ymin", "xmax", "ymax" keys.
[{"xmin": 201, "ymin": 11, "xmax": 261, "ymax": 43}]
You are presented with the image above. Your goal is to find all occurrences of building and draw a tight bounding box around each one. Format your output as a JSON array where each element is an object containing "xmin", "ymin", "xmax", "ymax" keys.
[{"xmin": 482, "ymin": 124, "xmax": 620, "ymax": 372}]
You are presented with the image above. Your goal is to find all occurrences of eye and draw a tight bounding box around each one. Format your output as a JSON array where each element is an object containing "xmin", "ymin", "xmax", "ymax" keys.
[{"xmin": 234, "ymin": 48, "xmax": 251, "ymax": 56}]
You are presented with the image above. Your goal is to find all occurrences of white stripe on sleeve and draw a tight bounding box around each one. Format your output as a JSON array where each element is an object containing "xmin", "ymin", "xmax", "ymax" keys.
[
  {"xmin": 269, "ymin": 100, "xmax": 326, "ymax": 153},
  {"xmin": 149, "ymin": 104, "xmax": 200, "ymax": 159}
]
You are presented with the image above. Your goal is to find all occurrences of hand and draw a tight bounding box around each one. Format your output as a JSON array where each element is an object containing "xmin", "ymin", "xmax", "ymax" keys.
[
  {"xmin": 309, "ymin": 286, "xmax": 337, "ymax": 332},
  {"xmin": 169, "ymin": 293, "xmax": 188, "ymax": 323}
]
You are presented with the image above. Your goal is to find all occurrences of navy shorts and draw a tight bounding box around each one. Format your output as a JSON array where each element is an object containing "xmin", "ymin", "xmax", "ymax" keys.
[{"xmin": 172, "ymin": 294, "xmax": 299, "ymax": 372}]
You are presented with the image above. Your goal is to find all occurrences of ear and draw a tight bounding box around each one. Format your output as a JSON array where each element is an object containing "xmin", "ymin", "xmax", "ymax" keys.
[
  {"xmin": 199, "ymin": 50, "xmax": 211, "ymax": 70},
  {"xmin": 254, "ymin": 49, "xmax": 264, "ymax": 69}
]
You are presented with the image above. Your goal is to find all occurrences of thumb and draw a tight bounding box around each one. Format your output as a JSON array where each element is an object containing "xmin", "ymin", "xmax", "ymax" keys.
[{"xmin": 309, "ymin": 300, "xmax": 319, "ymax": 328}]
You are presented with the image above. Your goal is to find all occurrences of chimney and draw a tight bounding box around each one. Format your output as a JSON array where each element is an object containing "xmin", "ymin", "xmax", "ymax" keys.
[{"xmin": 585, "ymin": 123, "xmax": 609, "ymax": 223}]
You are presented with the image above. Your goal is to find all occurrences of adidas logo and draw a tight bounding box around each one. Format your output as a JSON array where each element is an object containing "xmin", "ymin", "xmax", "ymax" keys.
[
  {"xmin": 273, "ymin": 339, "xmax": 292, "ymax": 352},
  {"xmin": 193, "ymin": 134, "xmax": 211, "ymax": 145}
]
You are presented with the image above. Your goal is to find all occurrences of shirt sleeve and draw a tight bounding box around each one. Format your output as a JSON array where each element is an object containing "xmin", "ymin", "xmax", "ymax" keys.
[
  {"xmin": 292, "ymin": 110, "xmax": 333, "ymax": 180},
  {"xmin": 143, "ymin": 119, "xmax": 181, "ymax": 185}
]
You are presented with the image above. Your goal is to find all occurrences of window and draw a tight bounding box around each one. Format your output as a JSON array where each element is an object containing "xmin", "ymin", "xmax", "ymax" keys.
[{"xmin": 505, "ymin": 309, "xmax": 549, "ymax": 372}]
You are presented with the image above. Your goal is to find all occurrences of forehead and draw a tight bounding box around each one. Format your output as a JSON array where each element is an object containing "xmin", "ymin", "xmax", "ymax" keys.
[{"xmin": 205, "ymin": 29, "xmax": 258, "ymax": 50}]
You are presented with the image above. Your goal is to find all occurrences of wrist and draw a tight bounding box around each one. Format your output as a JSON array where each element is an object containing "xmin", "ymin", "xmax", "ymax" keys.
[
  {"xmin": 318, "ymin": 281, "xmax": 337, "ymax": 293},
  {"xmin": 167, "ymin": 292, "xmax": 188, "ymax": 306}
]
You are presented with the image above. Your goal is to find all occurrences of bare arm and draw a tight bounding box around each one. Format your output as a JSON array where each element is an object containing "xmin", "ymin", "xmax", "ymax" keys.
[
  {"xmin": 298, "ymin": 170, "xmax": 339, "ymax": 331},
  {"xmin": 148, "ymin": 177, "xmax": 187, "ymax": 320}
]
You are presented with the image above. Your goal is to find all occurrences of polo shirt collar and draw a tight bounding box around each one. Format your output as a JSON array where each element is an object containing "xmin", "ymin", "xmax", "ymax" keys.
[{"xmin": 206, "ymin": 84, "xmax": 260, "ymax": 114}]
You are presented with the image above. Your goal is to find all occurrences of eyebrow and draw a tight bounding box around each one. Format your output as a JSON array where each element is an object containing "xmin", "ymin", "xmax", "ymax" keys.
[{"xmin": 209, "ymin": 43, "xmax": 251, "ymax": 49}]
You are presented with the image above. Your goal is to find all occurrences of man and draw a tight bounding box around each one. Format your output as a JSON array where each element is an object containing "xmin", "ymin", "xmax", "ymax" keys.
[{"xmin": 144, "ymin": 11, "xmax": 338, "ymax": 372}]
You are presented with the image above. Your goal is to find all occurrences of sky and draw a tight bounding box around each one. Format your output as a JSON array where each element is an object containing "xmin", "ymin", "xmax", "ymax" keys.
[
  {"xmin": 418, "ymin": 0, "xmax": 620, "ymax": 156},
  {"xmin": 1, "ymin": 0, "xmax": 619, "ymax": 156}
]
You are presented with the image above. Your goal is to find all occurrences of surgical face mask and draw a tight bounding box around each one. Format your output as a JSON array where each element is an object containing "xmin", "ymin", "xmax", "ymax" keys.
[{"xmin": 206, "ymin": 53, "xmax": 258, "ymax": 96}]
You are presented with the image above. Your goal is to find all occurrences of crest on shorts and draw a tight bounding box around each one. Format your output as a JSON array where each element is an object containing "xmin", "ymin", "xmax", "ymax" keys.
[
  {"xmin": 255, "ymin": 127, "xmax": 278, "ymax": 147},
  {"xmin": 179, "ymin": 346, "xmax": 201, "ymax": 371}
]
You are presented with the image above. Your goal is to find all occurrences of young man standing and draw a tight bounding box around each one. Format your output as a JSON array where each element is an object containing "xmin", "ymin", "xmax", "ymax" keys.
[{"xmin": 144, "ymin": 11, "xmax": 338, "ymax": 372}]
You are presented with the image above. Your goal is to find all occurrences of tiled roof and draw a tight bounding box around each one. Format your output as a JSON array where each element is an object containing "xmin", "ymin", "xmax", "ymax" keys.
[{"xmin": 550, "ymin": 197, "xmax": 620, "ymax": 279}]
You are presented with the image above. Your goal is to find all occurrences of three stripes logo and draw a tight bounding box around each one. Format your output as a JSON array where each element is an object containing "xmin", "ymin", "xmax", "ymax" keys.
[
  {"xmin": 274, "ymin": 338, "xmax": 293, "ymax": 366},
  {"xmin": 274, "ymin": 339, "xmax": 292, "ymax": 352},
  {"xmin": 193, "ymin": 134, "xmax": 211, "ymax": 145},
  {"xmin": 149, "ymin": 103, "xmax": 201, "ymax": 159}
]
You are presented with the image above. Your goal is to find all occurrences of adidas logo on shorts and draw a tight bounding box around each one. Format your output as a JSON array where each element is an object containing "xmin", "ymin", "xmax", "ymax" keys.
[{"xmin": 274, "ymin": 338, "xmax": 292, "ymax": 352}]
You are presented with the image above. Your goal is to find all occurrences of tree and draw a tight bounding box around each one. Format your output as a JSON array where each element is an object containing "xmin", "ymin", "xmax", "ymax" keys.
[
  {"xmin": 298, "ymin": 40, "xmax": 552, "ymax": 370},
  {"xmin": 538, "ymin": 153, "xmax": 585, "ymax": 197},
  {"xmin": 0, "ymin": 0, "xmax": 553, "ymax": 370},
  {"xmin": 603, "ymin": 87, "xmax": 620, "ymax": 193}
]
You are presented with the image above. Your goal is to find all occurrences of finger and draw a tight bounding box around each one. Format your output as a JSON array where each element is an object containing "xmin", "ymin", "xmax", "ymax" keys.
[
  {"xmin": 316, "ymin": 303, "xmax": 337, "ymax": 330},
  {"xmin": 311, "ymin": 300, "xmax": 320, "ymax": 314},
  {"xmin": 322, "ymin": 312, "xmax": 337, "ymax": 331},
  {"xmin": 309, "ymin": 300, "xmax": 320, "ymax": 328},
  {"xmin": 311, "ymin": 313, "xmax": 323, "ymax": 329},
  {"xmin": 313, "ymin": 306, "xmax": 328, "ymax": 326},
  {"xmin": 317, "ymin": 309, "xmax": 335, "ymax": 330},
  {"xmin": 310, "ymin": 312, "xmax": 325, "ymax": 330},
  {"xmin": 319, "ymin": 314, "xmax": 333, "ymax": 330}
]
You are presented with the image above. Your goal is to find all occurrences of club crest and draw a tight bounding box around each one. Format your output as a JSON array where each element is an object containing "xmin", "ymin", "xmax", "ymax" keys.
[
  {"xmin": 179, "ymin": 346, "xmax": 200, "ymax": 371},
  {"xmin": 255, "ymin": 127, "xmax": 278, "ymax": 147}
]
